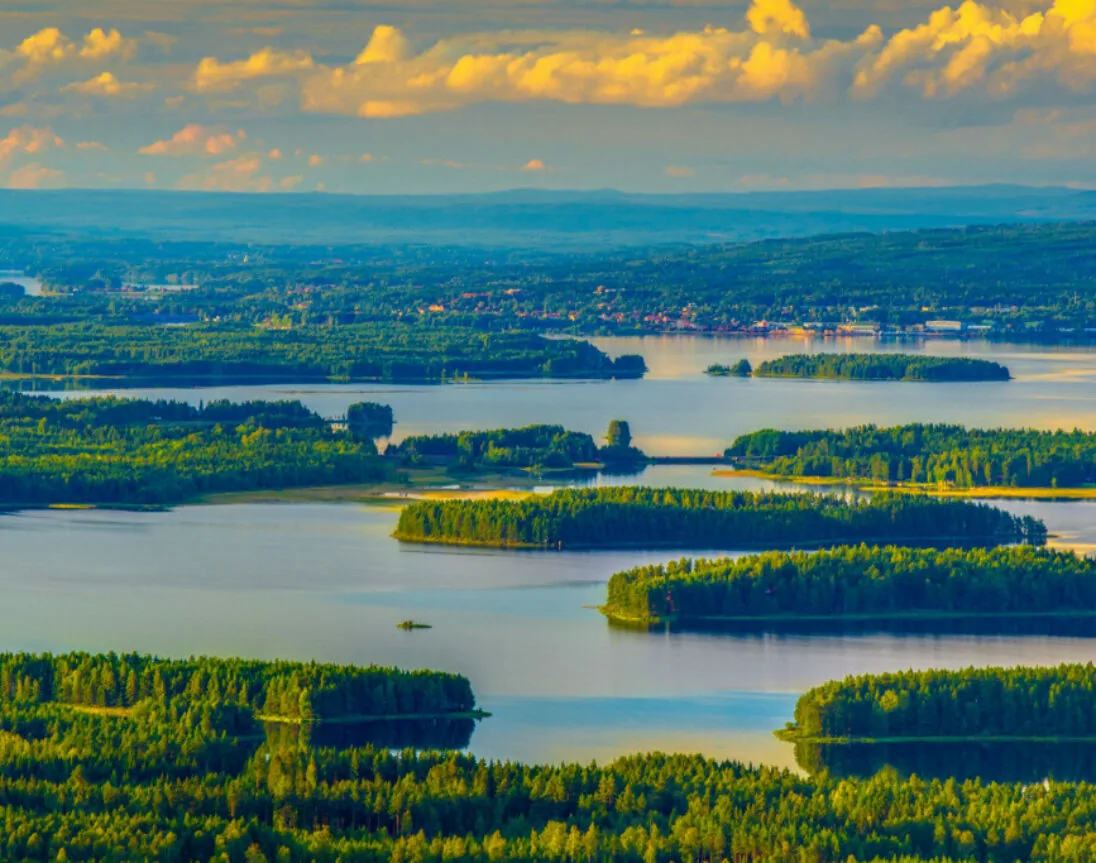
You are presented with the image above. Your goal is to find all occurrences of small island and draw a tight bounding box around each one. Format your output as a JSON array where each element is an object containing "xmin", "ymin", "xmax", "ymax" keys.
[
  {"xmin": 601, "ymin": 544, "xmax": 1082, "ymax": 627},
  {"xmin": 726, "ymin": 423, "xmax": 1096, "ymax": 491},
  {"xmin": 779, "ymin": 663, "xmax": 1096, "ymax": 743},
  {"xmin": 397, "ymin": 620, "xmax": 432, "ymax": 631},
  {"xmin": 394, "ymin": 420, "xmax": 647, "ymax": 474},
  {"xmin": 705, "ymin": 359, "xmax": 752, "ymax": 377},
  {"xmin": 394, "ymin": 488, "xmax": 1042, "ymax": 550},
  {"xmin": 752, "ymin": 353, "xmax": 1011, "ymax": 382}
]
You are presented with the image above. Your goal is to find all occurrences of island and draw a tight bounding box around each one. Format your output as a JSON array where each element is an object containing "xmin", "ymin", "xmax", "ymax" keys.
[
  {"xmin": 752, "ymin": 353, "xmax": 1011, "ymax": 381},
  {"xmin": 394, "ymin": 421, "xmax": 647, "ymax": 473},
  {"xmin": 780, "ymin": 663, "xmax": 1096, "ymax": 743},
  {"xmin": 0, "ymin": 391, "xmax": 390, "ymax": 506},
  {"xmin": 726, "ymin": 423, "xmax": 1096, "ymax": 491},
  {"xmin": 394, "ymin": 488, "xmax": 1042, "ymax": 550},
  {"xmin": 705, "ymin": 359, "xmax": 752, "ymax": 377},
  {"xmin": 601, "ymin": 545, "xmax": 1085, "ymax": 626}
]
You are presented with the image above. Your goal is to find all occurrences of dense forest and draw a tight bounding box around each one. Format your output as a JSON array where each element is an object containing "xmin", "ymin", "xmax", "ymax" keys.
[
  {"xmin": 5, "ymin": 651, "xmax": 1096, "ymax": 861},
  {"xmin": 0, "ymin": 391, "xmax": 388, "ymax": 505},
  {"xmin": 602, "ymin": 545, "xmax": 1085, "ymax": 624},
  {"xmin": 728, "ymin": 423, "xmax": 1096, "ymax": 488},
  {"xmin": 0, "ymin": 652, "xmax": 476, "ymax": 722},
  {"xmin": 786, "ymin": 664, "xmax": 1096, "ymax": 741},
  {"xmin": 396, "ymin": 425, "xmax": 601, "ymax": 471},
  {"xmin": 395, "ymin": 423, "xmax": 645, "ymax": 471},
  {"xmin": 395, "ymin": 488, "xmax": 1040, "ymax": 550},
  {"xmin": 752, "ymin": 354, "xmax": 1011, "ymax": 382},
  {"xmin": 0, "ymin": 323, "xmax": 644, "ymax": 383}
]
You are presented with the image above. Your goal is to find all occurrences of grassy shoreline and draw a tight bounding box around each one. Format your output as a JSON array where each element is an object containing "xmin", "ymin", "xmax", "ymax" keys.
[
  {"xmin": 600, "ymin": 606, "xmax": 1096, "ymax": 627},
  {"xmin": 716, "ymin": 468, "xmax": 1096, "ymax": 500},
  {"xmin": 774, "ymin": 728, "xmax": 1096, "ymax": 744},
  {"xmin": 68, "ymin": 703, "xmax": 490, "ymax": 724}
]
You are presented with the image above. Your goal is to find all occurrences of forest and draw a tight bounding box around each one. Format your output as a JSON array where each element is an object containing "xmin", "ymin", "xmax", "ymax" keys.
[
  {"xmin": 394, "ymin": 488, "xmax": 1041, "ymax": 550},
  {"xmin": 6, "ymin": 651, "xmax": 1096, "ymax": 861},
  {"xmin": 0, "ymin": 391, "xmax": 388, "ymax": 505},
  {"xmin": 395, "ymin": 422, "xmax": 645, "ymax": 471},
  {"xmin": 785, "ymin": 663, "xmax": 1096, "ymax": 741},
  {"xmin": 727, "ymin": 423, "xmax": 1096, "ymax": 488},
  {"xmin": 0, "ymin": 323, "xmax": 644, "ymax": 383},
  {"xmin": 602, "ymin": 545, "xmax": 1086, "ymax": 624},
  {"xmin": 752, "ymin": 354, "xmax": 1011, "ymax": 382}
]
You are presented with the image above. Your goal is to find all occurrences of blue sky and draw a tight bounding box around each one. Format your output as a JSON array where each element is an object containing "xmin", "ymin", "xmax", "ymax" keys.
[{"xmin": 3, "ymin": 0, "xmax": 1096, "ymax": 193}]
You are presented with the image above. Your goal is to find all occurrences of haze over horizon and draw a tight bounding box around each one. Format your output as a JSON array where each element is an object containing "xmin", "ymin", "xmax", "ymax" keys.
[{"xmin": 4, "ymin": 0, "xmax": 1096, "ymax": 195}]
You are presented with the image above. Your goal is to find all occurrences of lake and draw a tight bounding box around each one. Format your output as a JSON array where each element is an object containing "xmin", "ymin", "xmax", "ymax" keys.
[{"xmin": 15, "ymin": 337, "xmax": 1096, "ymax": 770}]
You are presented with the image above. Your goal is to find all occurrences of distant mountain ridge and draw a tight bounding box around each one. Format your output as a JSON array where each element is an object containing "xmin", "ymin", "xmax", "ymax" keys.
[{"xmin": 2, "ymin": 185, "xmax": 1094, "ymax": 248}]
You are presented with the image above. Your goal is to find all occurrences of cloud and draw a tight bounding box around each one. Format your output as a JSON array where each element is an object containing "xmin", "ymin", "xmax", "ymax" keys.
[
  {"xmin": 171, "ymin": 0, "xmax": 1096, "ymax": 119},
  {"xmin": 15, "ymin": 28, "xmax": 73, "ymax": 65},
  {"xmin": 665, "ymin": 165, "xmax": 696, "ymax": 178},
  {"xmin": 75, "ymin": 140, "xmax": 108, "ymax": 151},
  {"xmin": 139, "ymin": 124, "xmax": 243, "ymax": 156},
  {"xmin": 61, "ymin": 72, "xmax": 152, "ymax": 98},
  {"xmin": 747, "ymin": 0, "xmax": 811, "ymax": 39},
  {"xmin": 79, "ymin": 28, "xmax": 137, "ymax": 61},
  {"xmin": 7, "ymin": 162, "xmax": 63, "ymax": 189},
  {"xmin": 193, "ymin": 48, "xmax": 314, "ymax": 93},
  {"xmin": 308, "ymin": 153, "xmax": 324, "ymax": 166},
  {"xmin": 522, "ymin": 158, "xmax": 546, "ymax": 171},
  {"xmin": 0, "ymin": 125, "xmax": 63, "ymax": 167}
]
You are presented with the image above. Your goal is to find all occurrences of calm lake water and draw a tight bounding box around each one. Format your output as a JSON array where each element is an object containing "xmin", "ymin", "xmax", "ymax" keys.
[{"xmin": 16, "ymin": 337, "xmax": 1096, "ymax": 769}]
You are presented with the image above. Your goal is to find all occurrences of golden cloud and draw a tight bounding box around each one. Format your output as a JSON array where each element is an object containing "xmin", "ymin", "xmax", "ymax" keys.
[
  {"xmin": 139, "ymin": 124, "xmax": 243, "ymax": 156},
  {"xmin": 176, "ymin": 0, "xmax": 1096, "ymax": 117},
  {"xmin": 7, "ymin": 162, "xmax": 63, "ymax": 189},
  {"xmin": 61, "ymin": 71, "xmax": 152, "ymax": 98},
  {"xmin": 177, "ymin": 152, "xmax": 272, "ymax": 192}
]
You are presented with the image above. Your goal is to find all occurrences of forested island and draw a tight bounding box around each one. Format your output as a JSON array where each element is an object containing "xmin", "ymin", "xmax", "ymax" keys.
[
  {"xmin": 394, "ymin": 488, "xmax": 1040, "ymax": 550},
  {"xmin": 395, "ymin": 422, "xmax": 646, "ymax": 472},
  {"xmin": 783, "ymin": 663, "xmax": 1096, "ymax": 742},
  {"xmin": 752, "ymin": 354, "xmax": 1011, "ymax": 382},
  {"xmin": 728, "ymin": 423, "xmax": 1096, "ymax": 489},
  {"xmin": 0, "ymin": 323, "xmax": 645, "ymax": 383},
  {"xmin": 4, "ymin": 650, "xmax": 1096, "ymax": 861},
  {"xmin": 0, "ymin": 391, "xmax": 389, "ymax": 505},
  {"xmin": 602, "ymin": 545, "xmax": 1082, "ymax": 625}
]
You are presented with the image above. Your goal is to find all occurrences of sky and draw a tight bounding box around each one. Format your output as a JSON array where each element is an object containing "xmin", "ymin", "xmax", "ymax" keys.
[{"xmin": 3, "ymin": 0, "xmax": 1096, "ymax": 194}]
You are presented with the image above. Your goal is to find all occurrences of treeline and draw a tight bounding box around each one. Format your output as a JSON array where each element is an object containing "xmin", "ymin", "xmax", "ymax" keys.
[
  {"xmin": 787, "ymin": 663, "xmax": 1096, "ymax": 741},
  {"xmin": 395, "ymin": 488, "xmax": 1040, "ymax": 549},
  {"xmin": 603, "ymin": 545, "xmax": 1085, "ymax": 624},
  {"xmin": 728, "ymin": 423, "xmax": 1096, "ymax": 487},
  {"xmin": 0, "ymin": 391, "xmax": 387, "ymax": 505},
  {"xmin": 753, "ymin": 353, "xmax": 1011, "ymax": 382},
  {"xmin": 0, "ymin": 322, "xmax": 645, "ymax": 382},
  {"xmin": 5, "ymin": 699, "xmax": 1096, "ymax": 861},
  {"xmin": 0, "ymin": 652, "xmax": 476, "ymax": 721},
  {"xmin": 396, "ymin": 425, "xmax": 600, "ymax": 470}
]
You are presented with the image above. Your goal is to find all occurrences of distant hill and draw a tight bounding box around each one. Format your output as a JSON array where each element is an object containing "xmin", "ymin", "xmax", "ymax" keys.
[{"xmin": 2, "ymin": 185, "xmax": 1096, "ymax": 248}]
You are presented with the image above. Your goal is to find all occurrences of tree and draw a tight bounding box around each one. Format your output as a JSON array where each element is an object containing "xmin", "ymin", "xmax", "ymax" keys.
[{"xmin": 607, "ymin": 420, "xmax": 632, "ymax": 448}]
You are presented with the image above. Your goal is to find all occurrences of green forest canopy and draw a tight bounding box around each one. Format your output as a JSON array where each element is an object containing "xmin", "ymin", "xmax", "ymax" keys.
[
  {"xmin": 786, "ymin": 663, "xmax": 1096, "ymax": 742},
  {"xmin": 0, "ymin": 322, "xmax": 645, "ymax": 383},
  {"xmin": 5, "ymin": 651, "xmax": 1096, "ymax": 861},
  {"xmin": 753, "ymin": 354, "xmax": 1011, "ymax": 382},
  {"xmin": 602, "ymin": 545, "xmax": 1081, "ymax": 624},
  {"xmin": 0, "ymin": 391, "xmax": 388, "ymax": 505},
  {"xmin": 727, "ymin": 423, "xmax": 1096, "ymax": 488},
  {"xmin": 395, "ymin": 488, "xmax": 1041, "ymax": 550}
]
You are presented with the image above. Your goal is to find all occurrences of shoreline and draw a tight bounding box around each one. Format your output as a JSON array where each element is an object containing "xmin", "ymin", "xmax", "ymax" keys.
[
  {"xmin": 716, "ymin": 469, "xmax": 1096, "ymax": 500},
  {"xmin": 600, "ymin": 607, "xmax": 1096, "ymax": 626},
  {"xmin": 774, "ymin": 728, "xmax": 1096, "ymax": 744}
]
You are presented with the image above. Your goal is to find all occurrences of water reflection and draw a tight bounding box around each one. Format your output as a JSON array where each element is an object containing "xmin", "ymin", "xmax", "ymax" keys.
[
  {"xmin": 264, "ymin": 717, "xmax": 477, "ymax": 751},
  {"xmin": 794, "ymin": 739, "xmax": 1096, "ymax": 784},
  {"xmin": 624, "ymin": 616, "xmax": 1096, "ymax": 638}
]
